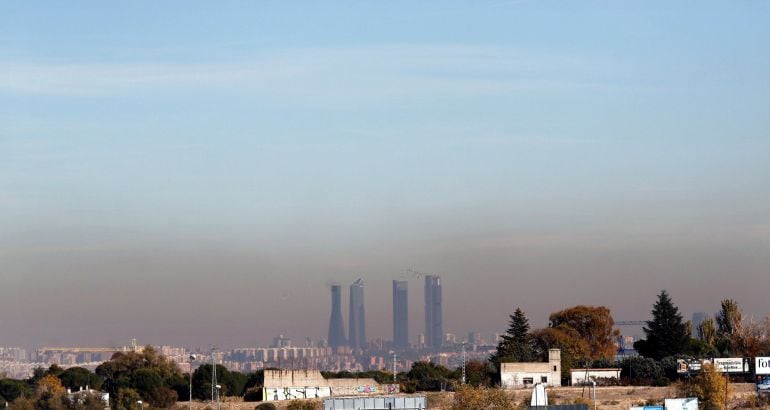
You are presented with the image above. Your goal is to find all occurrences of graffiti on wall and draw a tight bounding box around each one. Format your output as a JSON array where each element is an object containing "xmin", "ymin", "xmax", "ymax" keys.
[
  {"xmin": 355, "ymin": 385, "xmax": 378, "ymax": 393},
  {"xmin": 263, "ymin": 387, "xmax": 332, "ymax": 401}
]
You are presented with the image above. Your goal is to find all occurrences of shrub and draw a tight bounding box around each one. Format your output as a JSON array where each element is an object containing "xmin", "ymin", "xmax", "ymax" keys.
[
  {"xmin": 286, "ymin": 400, "xmax": 318, "ymax": 410},
  {"xmin": 254, "ymin": 404, "xmax": 276, "ymax": 410},
  {"xmin": 676, "ymin": 363, "xmax": 731, "ymax": 410},
  {"xmin": 243, "ymin": 387, "xmax": 262, "ymax": 402},
  {"xmin": 452, "ymin": 385, "xmax": 517, "ymax": 410}
]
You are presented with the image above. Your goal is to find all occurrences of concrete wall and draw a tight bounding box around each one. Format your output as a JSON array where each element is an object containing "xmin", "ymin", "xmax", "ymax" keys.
[
  {"xmin": 264, "ymin": 369, "xmax": 328, "ymax": 388},
  {"xmin": 501, "ymin": 349, "xmax": 562, "ymax": 388},
  {"xmin": 570, "ymin": 368, "xmax": 621, "ymax": 385},
  {"xmin": 262, "ymin": 369, "xmax": 397, "ymax": 401}
]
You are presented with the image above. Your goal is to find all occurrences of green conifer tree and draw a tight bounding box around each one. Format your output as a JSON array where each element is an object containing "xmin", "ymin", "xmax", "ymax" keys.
[
  {"xmin": 490, "ymin": 308, "xmax": 535, "ymax": 366},
  {"xmin": 635, "ymin": 290, "xmax": 690, "ymax": 360}
]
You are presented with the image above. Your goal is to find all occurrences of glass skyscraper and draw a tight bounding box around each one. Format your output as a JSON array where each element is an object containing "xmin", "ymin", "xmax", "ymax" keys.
[
  {"xmin": 327, "ymin": 284, "xmax": 346, "ymax": 350},
  {"xmin": 348, "ymin": 278, "xmax": 366, "ymax": 349},
  {"xmin": 424, "ymin": 275, "xmax": 443, "ymax": 348},
  {"xmin": 392, "ymin": 280, "xmax": 409, "ymax": 348}
]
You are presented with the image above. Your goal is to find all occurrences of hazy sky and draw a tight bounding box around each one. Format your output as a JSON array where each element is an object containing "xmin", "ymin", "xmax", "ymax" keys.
[{"xmin": 2, "ymin": 1, "xmax": 769, "ymax": 350}]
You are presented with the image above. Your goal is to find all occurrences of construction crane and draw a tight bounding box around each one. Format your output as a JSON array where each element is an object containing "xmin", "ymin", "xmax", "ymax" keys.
[{"xmin": 615, "ymin": 321, "xmax": 646, "ymax": 356}]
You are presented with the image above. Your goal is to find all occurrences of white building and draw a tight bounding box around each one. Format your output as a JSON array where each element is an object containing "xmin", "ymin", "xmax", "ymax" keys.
[{"xmin": 500, "ymin": 349, "xmax": 561, "ymax": 388}]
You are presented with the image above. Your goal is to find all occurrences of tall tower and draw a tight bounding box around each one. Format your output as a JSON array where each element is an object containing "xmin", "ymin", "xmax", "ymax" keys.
[
  {"xmin": 393, "ymin": 280, "xmax": 409, "ymax": 348},
  {"xmin": 327, "ymin": 284, "xmax": 346, "ymax": 350},
  {"xmin": 424, "ymin": 275, "xmax": 443, "ymax": 348},
  {"xmin": 348, "ymin": 278, "xmax": 366, "ymax": 349}
]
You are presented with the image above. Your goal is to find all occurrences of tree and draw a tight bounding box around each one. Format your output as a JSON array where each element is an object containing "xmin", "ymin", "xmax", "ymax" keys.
[
  {"xmin": 405, "ymin": 361, "xmax": 453, "ymax": 392},
  {"xmin": 7, "ymin": 397, "xmax": 35, "ymax": 410},
  {"xmin": 36, "ymin": 375, "xmax": 66, "ymax": 397},
  {"xmin": 0, "ymin": 379, "xmax": 31, "ymax": 403},
  {"xmin": 548, "ymin": 305, "xmax": 620, "ymax": 360},
  {"xmin": 531, "ymin": 326, "xmax": 588, "ymax": 383},
  {"xmin": 58, "ymin": 368, "xmax": 103, "ymax": 392},
  {"xmin": 490, "ymin": 308, "xmax": 535, "ymax": 367},
  {"xmin": 95, "ymin": 346, "xmax": 183, "ymax": 408},
  {"xmin": 697, "ymin": 317, "xmax": 717, "ymax": 347},
  {"xmin": 618, "ymin": 356, "xmax": 665, "ymax": 386},
  {"xmin": 451, "ymin": 360, "xmax": 495, "ymax": 387},
  {"xmin": 115, "ymin": 388, "xmax": 141, "ymax": 410},
  {"xmin": 147, "ymin": 387, "xmax": 178, "ymax": 408},
  {"xmin": 191, "ymin": 364, "xmax": 246, "ymax": 399},
  {"xmin": 715, "ymin": 299, "xmax": 742, "ymax": 355},
  {"xmin": 131, "ymin": 369, "xmax": 162, "ymax": 399},
  {"xmin": 635, "ymin": 290, "xmax": 690, "ymax": 360}
]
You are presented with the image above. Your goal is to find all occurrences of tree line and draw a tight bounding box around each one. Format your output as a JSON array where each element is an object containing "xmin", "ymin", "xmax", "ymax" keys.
[{"xmin": 3, "ymin": 290, "xmax": 769, "ymax": 409}]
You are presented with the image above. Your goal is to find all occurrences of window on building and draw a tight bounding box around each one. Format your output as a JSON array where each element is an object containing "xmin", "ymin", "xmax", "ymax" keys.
[
  {"xmin": 553, "ymin": 366, "xmax": 557, "ymax": 371},
  {"xmin": 523, "ymin": 377, "xmax": 534, "ymax": 385},
  {"xmin": 541, "ymin": 376, "xmax": 548, "ymax": 383}
]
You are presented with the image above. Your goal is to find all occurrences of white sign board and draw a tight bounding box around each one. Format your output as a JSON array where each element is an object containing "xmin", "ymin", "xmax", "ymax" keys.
[
  {"xmin": 714, "ymin": 358, "xmax": 750, "ymax": 373},
  {"xmin": 664, "ymin": 397, "xmax": 698, "ymax": 410},
  {"xmin": 757, "ymin": 357, "xmax": 770, "ymax": 375}
]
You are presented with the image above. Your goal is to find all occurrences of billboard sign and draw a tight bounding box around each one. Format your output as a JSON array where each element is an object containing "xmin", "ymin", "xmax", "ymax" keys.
[
  {"xmin": 664, "ymin": 398, "xmax": 698, "ymax": 410},
  {"xmin": 677, "ymin": 359, "xmax": 703, "ymax": 373},
  {"xmin": 757, "ymin": 375, "xmax": 770, "ymax": 391},
  {"xmin": 713, "ymin": 358, "xmax": 750, "ymax": 373},
  {"xmin": 758, "ymin": 357, "xmax": 770, "ymax": 375}
]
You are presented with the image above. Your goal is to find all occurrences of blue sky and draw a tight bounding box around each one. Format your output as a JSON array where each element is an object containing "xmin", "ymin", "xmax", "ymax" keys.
[{"xmin": 2, "ymin": 1, "xmax": 769, "ymax": 348}]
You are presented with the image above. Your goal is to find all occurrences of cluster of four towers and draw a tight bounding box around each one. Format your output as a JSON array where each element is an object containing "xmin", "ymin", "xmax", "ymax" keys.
[{"xmin": 327, "ymin": 276, "xmax": 443, "ymax": 350}]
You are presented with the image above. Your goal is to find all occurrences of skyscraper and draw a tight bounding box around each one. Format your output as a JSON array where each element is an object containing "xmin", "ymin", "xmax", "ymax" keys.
[
  {"xmin": 348, "ymin": 278, "xmax": 366, "ymax": 349},
  {"xmin": 392, "ymin": 280, "xmax": 409, "ymax": 348},
  {"xmin": 424, "ymin": 275, "xmax": 443, "ymax": 348},
  {"xmin": 327, "ymin": 284, "xmax": 346, "ymax": 350}
]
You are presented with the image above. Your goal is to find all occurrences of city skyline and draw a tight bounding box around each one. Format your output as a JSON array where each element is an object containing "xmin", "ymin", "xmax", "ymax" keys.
[{"xmin": 2, "ymin": 1, "xmax": 770, "ymax": 349}]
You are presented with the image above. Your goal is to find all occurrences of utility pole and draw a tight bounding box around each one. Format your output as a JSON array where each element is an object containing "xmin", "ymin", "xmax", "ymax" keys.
[
  {"xmin": 391, "ymin": 351, "xmax": 397, "ymax": 383},
  {"xmin": 189, "ymin": 354, "xmax": 196, "ymax": 410},
  {"xmin": 210, "ymin": 346, "xmax": 217, "ymax": 404},
  {"xmin": 461, "ymin": 341, "xmax": 466, "ymax": 385}
]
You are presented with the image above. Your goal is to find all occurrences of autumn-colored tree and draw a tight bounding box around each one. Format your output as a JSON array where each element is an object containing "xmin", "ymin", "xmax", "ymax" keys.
[
  {"xmin": 36, "ymin": 375, "xmax": 66, "ymax": 397},
  {"xmin": 548, "ymin": 305, "xmax": 620, "ymax": 360},
  {"xmin": 452, "ymin": 385, "xmax": 518, "ymax": 410},
  {"xmin": 677, "ymin": 362, "xmax": 732, "ymax": 410},
  {"xmin": 531, "ymin": 326, "xmax": 589, "ymax": 382}
]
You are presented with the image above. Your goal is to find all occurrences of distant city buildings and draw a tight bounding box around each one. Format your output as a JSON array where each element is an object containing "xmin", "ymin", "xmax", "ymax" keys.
[
  {"xmin": 327, "ymin": 284, "xmax": 347, "ymax": 351},
  {"xmin": 392, "ymin": 280, "xmax": 409, "ymax": 348},
  {"xmin": 424, "ymin": 275, "xmax": 443, "ymax": 348},
  {"xmin": 348, "ymin": 279, "xmax": 366, "ymax": 350}
]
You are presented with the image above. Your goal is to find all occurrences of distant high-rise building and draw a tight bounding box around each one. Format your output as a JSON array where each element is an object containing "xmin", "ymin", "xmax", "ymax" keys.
[
  {"xmin": 327, "ymin": 284, "xmax": 346, "ymax": 350},
  {"xmin": 393, "ymin": 280, "xmax": 409, "ymax": 348},
  {"xmin": 692, "ymin": 312, "xmax": 708, "ymax": 338},
  {"xmin": 424, "ymin": 275, "xmax": 443, "ymax": 348},
  {"xmin": 349, "ymin": 278, "xmax": 366, "ymax": 349}
]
